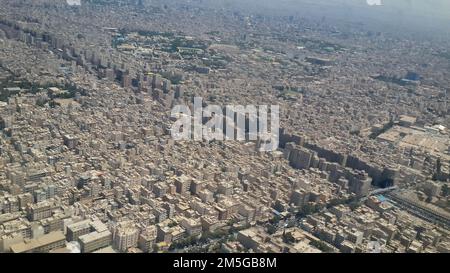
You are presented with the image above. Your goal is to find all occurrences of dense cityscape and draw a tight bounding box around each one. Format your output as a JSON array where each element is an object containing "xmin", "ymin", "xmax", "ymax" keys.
[{"xmin": 0, "ymin": 0, "xmax": 449, "ymax": 254}]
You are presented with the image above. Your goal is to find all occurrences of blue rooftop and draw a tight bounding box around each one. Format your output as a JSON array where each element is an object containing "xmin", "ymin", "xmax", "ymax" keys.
[{"xmin": 377, "ymin": 195, "xmax": 387, "ymax": 202}]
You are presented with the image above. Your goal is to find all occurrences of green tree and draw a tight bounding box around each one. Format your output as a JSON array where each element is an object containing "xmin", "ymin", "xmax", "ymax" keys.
[
  {"xmin": 267, "ymin": 224, "xmax": 277, "ymax": 235},
  {"xmin": 310, "ymin": 240, "xmax": 333, "ymax": 253},
  {"xmin": 349, "ymin": 201, "xmax": 361, "ymax": 211},
  {"xmin": 442, "ymin": 184, "xmax": 450, "ymax": 197}
]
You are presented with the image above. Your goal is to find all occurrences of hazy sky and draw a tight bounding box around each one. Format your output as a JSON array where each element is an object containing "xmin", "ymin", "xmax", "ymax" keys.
[
  {"xmin": 200, "ymin": 0, "xmax": 450, "ymax": 35},
  {"xmin": 350, "ymin": 0, "xmax": 450, "ymax": 18}
]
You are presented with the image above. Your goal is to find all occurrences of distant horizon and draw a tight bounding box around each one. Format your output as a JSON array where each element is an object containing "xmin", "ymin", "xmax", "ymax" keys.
[{"xmin": 189, "ymin": 0, "xmax": 450, "ymax": 37}]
